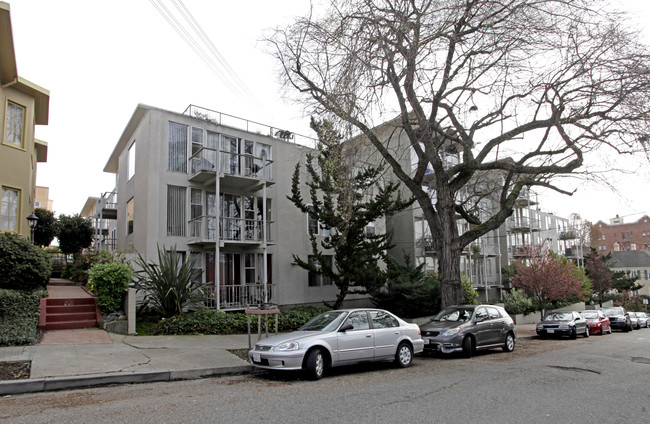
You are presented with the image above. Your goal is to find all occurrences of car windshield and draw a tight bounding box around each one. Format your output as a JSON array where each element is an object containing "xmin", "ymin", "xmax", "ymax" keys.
[
  {"xmin": 603, "ymin": 308, "xmax": 623, "ymax": 317},
  {"xmin": 544, "ymin": 312, "xmax": 573, "ymax": 321},
  {"xmin": 299, "ymin": 311, "xmax": 348, "ymax": 332},
  {"xmin": 580, "ymin": 311, "xmax": 598, "ymax": 319},
  {"xmin": 431, "ymin": 307, "xmax": 473, "ymax": 322}
]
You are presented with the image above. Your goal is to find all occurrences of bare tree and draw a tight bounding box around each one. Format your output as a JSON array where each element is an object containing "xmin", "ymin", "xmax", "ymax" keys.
[{"xmin": 268, "ymin": 0, "xmax": 650, "ymax": 307}]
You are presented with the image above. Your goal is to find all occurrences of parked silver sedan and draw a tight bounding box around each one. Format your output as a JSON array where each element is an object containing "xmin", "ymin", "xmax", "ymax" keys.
[{"xmin": 248, "ymin": 308, "xmax": 424, "ymax": 380}]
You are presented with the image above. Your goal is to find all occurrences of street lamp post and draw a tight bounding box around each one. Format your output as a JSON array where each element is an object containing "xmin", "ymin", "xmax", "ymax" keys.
[{"xmin": 26, "ymin": 213, "xmax": 39, "ymax": 244}]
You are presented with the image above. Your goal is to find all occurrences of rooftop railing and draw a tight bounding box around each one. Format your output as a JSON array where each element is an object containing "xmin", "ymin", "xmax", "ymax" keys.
[{"xmin": 183, "ymin": 104, "xmax": 317, "ymax": 149}]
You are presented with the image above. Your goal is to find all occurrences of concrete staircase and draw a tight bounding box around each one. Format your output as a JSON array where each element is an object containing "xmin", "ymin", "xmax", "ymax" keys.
[{"xmin": 39, "ymin": 280, "xmax": 102, "ymax": 331}]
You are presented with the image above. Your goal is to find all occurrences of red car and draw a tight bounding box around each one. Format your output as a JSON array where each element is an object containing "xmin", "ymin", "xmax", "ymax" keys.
[{"xmin": 580, "ymin": 310, "xmax": 612, "ymax": 335}]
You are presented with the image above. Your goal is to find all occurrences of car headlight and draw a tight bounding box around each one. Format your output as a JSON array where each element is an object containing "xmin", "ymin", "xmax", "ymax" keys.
[
  {"xmin": 273, "ymin": 342, "xmax": 300, "ymax": 351},
  {"xmin": 442, "ymin": 328, "xmax": 461, "ymax": 337}
]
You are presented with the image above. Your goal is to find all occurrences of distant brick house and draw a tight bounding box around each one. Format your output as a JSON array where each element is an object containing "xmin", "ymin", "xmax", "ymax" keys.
[{"xmin": 592, "ymin": 215, "xmax": 650, "ymax": 254}]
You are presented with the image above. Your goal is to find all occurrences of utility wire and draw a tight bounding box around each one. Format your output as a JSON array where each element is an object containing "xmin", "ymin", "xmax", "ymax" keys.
[
  {"xmin": 171, "ymin": 0, "xmax": 257, "ymax": 105},
  {"xmin": 148, "ymin": 0, "xmax": 257, "ymax": 108}
]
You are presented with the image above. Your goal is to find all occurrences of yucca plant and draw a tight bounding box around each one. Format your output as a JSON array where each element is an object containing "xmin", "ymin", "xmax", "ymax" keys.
[{"xmin": 132, "ymin": 245, "xmax": 205, "ymax": 318}]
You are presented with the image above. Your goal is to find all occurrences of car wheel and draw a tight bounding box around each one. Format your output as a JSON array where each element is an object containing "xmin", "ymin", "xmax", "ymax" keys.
[
  {"xmin": 395, "ymin": 342, "xmax": 413, "ymax": 368},
  {"xmin": 625, "ymin": 323, "xmax": 631, "ymax": 332},
  {"xmin": 570, "ymin": 327, "xmax": 577, "ymax": 339},
  {"xmin": 599, "ymin": 325, "xmax": 603, "ymax": 335},
  {"xmin": 304, "ymin": 348, "xmax": 326, "ymax": 380},
  {"xmin": 608, "ymin": 326, "xmax": 612, "ymax": 334},
  {"xmin": 502, "ymin": 332, "xmax": 515, "ymax": 352},
  {"xmin": 462, "ymin": 336, "xmax": 474, "ymax": 358},
  {"xmin": 584, "ymin": 326, "xmax": 589, "ymax": 338}
]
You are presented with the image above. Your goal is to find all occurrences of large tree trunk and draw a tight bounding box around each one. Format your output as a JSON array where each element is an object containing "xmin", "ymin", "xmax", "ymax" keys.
[{"xmin": 434, "ymin": 195, "xmax": 465, "ymax": 309}]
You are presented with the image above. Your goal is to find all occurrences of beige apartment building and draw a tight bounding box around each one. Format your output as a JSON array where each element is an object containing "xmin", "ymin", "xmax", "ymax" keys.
[
  {"xmin": 87, "ymin": 104, "xmax": 374, "ymax": 310},
  {"xmin": 0, "ymin": 2, "xmax": 49, "ymax": 239}
]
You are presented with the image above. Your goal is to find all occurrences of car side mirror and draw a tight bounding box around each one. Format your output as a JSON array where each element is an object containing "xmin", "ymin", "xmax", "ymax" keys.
[
  {"xmin": 339, "ymin": 323, "xmax": 354, "ymax": 332},
  {"xmin": 474, "ymin": 317, "xmax": 484, "ymax": 323}
]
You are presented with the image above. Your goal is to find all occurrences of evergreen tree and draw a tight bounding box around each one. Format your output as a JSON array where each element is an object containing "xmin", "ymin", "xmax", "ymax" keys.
[
  {"xmin": 289, "ymin": 118, "xmax": 412, "ymax": 309},
  {"xmin": 33, "ymin": 208, "xmax": 58, "ymax": 247},
  {"xmin": 57, "ymin": 214, "xmax": 93, "ymax": 259}
]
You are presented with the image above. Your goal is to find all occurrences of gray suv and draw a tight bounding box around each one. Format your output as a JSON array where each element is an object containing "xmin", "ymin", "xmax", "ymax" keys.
[
  {"xmin": 602, "ymin": 306, "xmax": 632, "ymax": 332},
  {"xmin": 419, "ymin": 305, "xmax": 516, "ymax": 358}
]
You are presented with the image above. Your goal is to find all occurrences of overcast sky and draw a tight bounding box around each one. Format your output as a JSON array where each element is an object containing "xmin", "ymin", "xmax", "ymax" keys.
[{"xmin": 7, "ymin": 0, "xmax": 650, "ymax": 225}]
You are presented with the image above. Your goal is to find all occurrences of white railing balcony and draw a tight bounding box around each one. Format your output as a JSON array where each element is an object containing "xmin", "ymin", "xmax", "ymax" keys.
[
  {"xmin": 190, "ymin": 147, "xmax": 217, "ymax": 174},
  {"xmin": 220, "ymin": 150, "xmax": 273, "ymax": 181},
  {"xmin": 204, "ymin": 283, "xmax": 276, "ymax": 310},
  {"xmin": 188, "ymin": 216, "xmax": 273, "ymax": 244}
]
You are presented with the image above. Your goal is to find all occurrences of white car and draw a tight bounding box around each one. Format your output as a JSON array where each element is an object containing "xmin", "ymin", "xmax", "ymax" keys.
[{"xmin": 249, "ymin": 308, "xmax": 424, "ymax": 379}]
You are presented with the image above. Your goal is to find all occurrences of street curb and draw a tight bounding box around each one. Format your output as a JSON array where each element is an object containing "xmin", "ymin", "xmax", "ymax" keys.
[{"xmin": 0, "ymin": 365, "xmax": 253, "ymax": 396}]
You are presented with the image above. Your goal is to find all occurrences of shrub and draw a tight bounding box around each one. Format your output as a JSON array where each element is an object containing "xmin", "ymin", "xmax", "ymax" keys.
[
  {"xmin": 461, "ymin": 274, "xmax": 479, "ymax": 305},
  {"xmin": 0, "ymin": 233, "xmax": 51, "ymax": 291},
  {"xmin": 503, "ymin": 289, "xmax": 534, "ymax": 316},
  {"xmin": 150, "ymin": 306, "xmax": 324, "ymax": 335},
  {"xmin": 0, "ymin": 289, "xmax": 47, "ymax": 345},
  {"xmin": 133, "ymin": 245, "xmax": 206, "ymax": 318},
  {"xmin": 88, "ymin": 262, "xmax": 133, "ymax": 314}
]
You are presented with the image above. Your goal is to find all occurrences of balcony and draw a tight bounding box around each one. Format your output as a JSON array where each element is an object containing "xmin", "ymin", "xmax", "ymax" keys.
[
  {"xmin": 188, "ymin": 146, "xmax": 275, "ymax": 192},
  {"xmin": 204, "ymin": 283, "xmax": 277, "ymax": 311},
  {"xmin": 188, "ymin": 216, "xmax": 273, "ymax": 246},
  {"xmin": 507, "ymin": 217, "xmax": 540, "ymax": 232},
  {"xmin": 559, "ymin": 230, "xmax": 576, "ymax": 240},
  {"xmin": 509, "ymin": 246, "xmax": 529, "ymax": 257},
  {"xmin": 99, "ymin": 191, "xmax": 118, "ymax": 220}
]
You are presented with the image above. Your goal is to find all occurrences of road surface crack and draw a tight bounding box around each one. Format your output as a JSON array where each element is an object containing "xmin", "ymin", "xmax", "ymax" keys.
[{"xmin": 547, "ymin": 365, "xmax": 601, "ymax": 374}]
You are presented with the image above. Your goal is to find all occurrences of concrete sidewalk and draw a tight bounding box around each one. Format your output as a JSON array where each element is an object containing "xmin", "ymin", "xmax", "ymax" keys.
[
  {"xmin": 0, "ymin": 330, "xmax": 254, "ymax": 395},
  {"xmin": 1, "ymin": 324, "xmax": 538, "ymax": 396}
]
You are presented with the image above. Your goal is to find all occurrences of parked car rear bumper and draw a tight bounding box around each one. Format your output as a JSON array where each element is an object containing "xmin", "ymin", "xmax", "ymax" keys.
[{"xmin": 536, "ymin": 328, "xmax": 573, "ymax": 337}]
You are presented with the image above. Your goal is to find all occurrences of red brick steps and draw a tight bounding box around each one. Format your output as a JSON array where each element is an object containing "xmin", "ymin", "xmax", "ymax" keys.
[{"xmin": 39, "ymin": 297, "xmax": 101, "ymax": 331}]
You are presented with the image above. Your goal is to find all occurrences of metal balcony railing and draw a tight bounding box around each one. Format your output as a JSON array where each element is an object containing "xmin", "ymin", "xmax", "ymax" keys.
[
  {"xmin": 204, "ymin": 283, "xmax": 276, "ymax": 310},
  {"xmin": 189, "ymin": 146, "xmax": 274, "ymax": 181},
  {"xmin": 188, "ymin": 216, "xmax": 273, "ymax": 243}
]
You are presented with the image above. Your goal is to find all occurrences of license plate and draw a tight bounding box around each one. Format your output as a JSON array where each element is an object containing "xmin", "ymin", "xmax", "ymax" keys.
[
  {"xmin": 253, "ymin": 353, "xmax": 261, "ymax": 362},
  {"xmin": 546, "ymin": 329, "xmax": 554, "ymax": 333}
]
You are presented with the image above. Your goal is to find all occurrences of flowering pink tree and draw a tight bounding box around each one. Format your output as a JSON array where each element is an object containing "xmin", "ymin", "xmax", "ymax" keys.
[
  {"xmin": 511, "ymin": 247, "xmax": 584, "ymax": 319},
  {"xmin": 584, "ymin": 249, "xmax": 613, "ymax": 307}
]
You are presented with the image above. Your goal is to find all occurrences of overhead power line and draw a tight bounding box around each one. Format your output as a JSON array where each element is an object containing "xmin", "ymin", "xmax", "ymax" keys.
[{"xmin": 148, "ymin": 0, "xmax": 258, "ymax": 108}]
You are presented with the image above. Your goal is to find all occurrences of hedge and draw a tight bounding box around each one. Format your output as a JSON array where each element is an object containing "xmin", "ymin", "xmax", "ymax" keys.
[
  {"xmin": 151, "ymin": 306, "xmax": 324, "ymax": 335},
  {"xmin": 0, "ymin": 289, "xmax": 47, "ymax": 346}
]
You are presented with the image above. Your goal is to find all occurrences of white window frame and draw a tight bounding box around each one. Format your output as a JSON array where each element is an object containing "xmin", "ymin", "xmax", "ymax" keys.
[
  {"xmin": 167, "ymin": 185, "xmax": 187, "ymax": 237},
  {"xmin": 3, "ymin": 100, "xmax": 25, "ymax": 148},
  {"xmin": 127, "ymin": 141, "xmax": 136, "ymax": 180},
  {"xmin": 0, "ymin": 186, "xmax": 20, "ymax": 232}
]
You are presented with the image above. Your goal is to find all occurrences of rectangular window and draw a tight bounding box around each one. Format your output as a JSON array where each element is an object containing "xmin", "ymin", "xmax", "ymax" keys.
[
  {"xmin": 307, "ymin": 205, "xmax": 330, "ymax": 236},
  {"xmin": 0, "ymin": 187, "xmax": 20, "ymax": 231},
  {"xmin": 167, "ymin": 185, "xmax": 186, "ymax": 236},
  {"xmin": 126, "ymin": 197, "xmax": 134, "ymax": 235},
  {"xmin": 308, "ymin": 255, "xmax": 333, "ymax": 286},
  {"xmin": 168, "ymin": 122, "xmax": 188, "ymax": 173},
  {"xmin": 127, "ymin": 141, "xmax": 136, "ymax": 180},
  {"xmin": 601, "ymin": 235, "xmax": 606, "ymax": 240},
  {"xmin": 4, "ymin": 101, "xmax": 25, "ymax": 148},
  {"xmin": 190, "ymin": 188, "xmax": 202, "ymax": 220},
  {"xmin": 191, "ymin": 127, "xmax": 203, "ymax": 155}
]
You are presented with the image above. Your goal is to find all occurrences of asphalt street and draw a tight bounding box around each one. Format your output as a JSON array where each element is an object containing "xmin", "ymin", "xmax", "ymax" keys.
[{"xmin": 1, "ymin": 330, "xmax": 649, "ymax": 424}]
